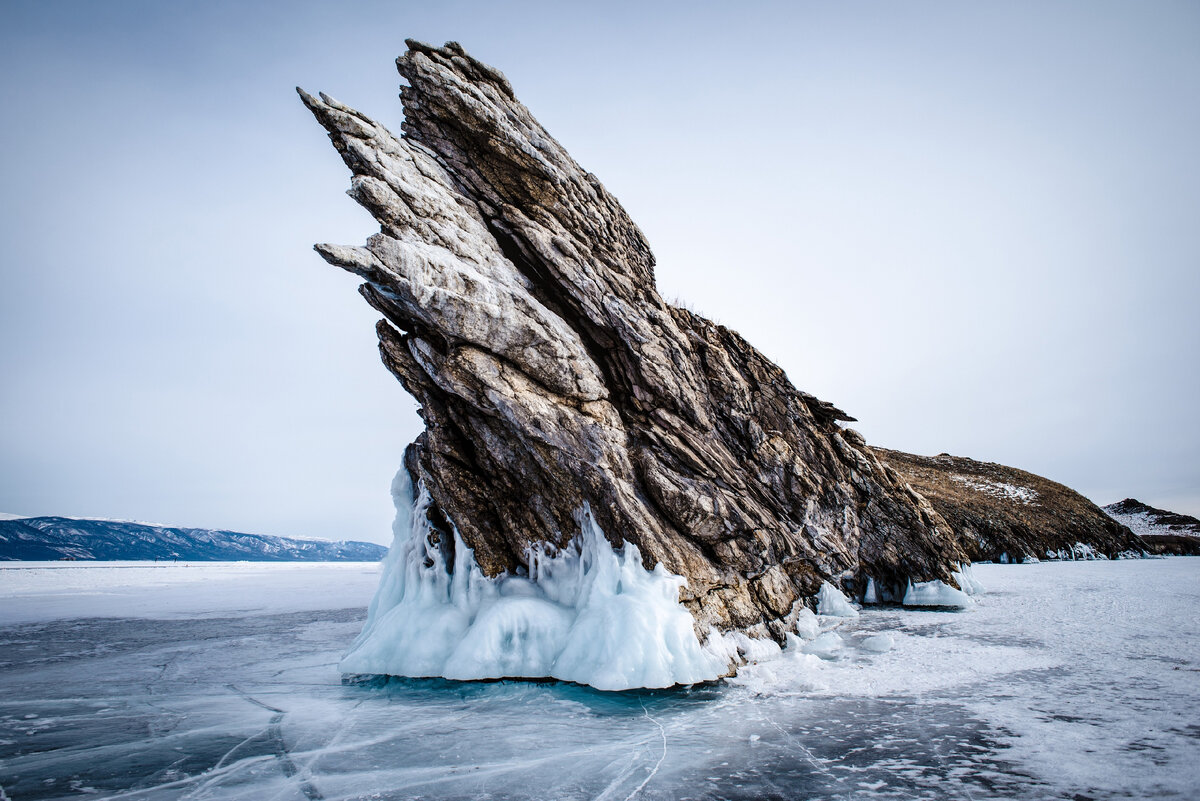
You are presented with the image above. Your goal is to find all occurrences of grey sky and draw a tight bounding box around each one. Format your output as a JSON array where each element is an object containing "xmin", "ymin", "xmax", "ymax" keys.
[{"xmin": 1, "ymin": 1, "xmax": 1197, "ymax": 544}]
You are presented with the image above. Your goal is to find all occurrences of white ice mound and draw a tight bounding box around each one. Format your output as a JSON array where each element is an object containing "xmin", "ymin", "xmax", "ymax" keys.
[
  {"xmin": 816, "ymin": 582, "xmax": 860, "ymax": 617},
  {"xmin": 859, "ymin": 632, "xmax": 895, "ymax": 653},
  {"xmin": 902, "ymin": 578, "xmax": 975, "ymax": 609},
  {"xmin": 792, "ymin": 606, "xmax": 820, "ymax": 640},
  {"xmin": 801, "ymin": 631, "xmax": 844, "ymax": 659},
  {"xmin": 340, "ymin": 471, "xmax": 727, "ymax": 691}
]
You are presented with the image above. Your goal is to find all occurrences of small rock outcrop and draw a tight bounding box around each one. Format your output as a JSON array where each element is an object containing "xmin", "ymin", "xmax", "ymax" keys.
[
  {"xmin": 872, "ymin": 449, "xmax": 1147, "ymax": 561},
  {"xmin": 300, "ymin": 40, "xmax": 970, "ymax": 640}
]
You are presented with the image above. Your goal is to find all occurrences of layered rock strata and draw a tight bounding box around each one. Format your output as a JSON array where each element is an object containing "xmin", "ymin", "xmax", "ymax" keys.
[{"xmin": 301, "ymin": 40, "xmax": 969, "ymax": 640}]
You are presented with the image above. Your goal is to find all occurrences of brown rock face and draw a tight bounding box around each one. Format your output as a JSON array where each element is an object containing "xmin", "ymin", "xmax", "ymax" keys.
[
  {"xmin": 300, "ymin": 40, "xmax": 969, "ymax": 639},
  {"xmin": 872, "ymin": 449, "xmax": 1147, "ymax": 562}
]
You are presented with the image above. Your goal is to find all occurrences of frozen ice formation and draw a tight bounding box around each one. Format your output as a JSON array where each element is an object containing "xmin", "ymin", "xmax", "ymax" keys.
[
  {"xmin": 341, "ymin": 473, "xmax": 727, "ymax": 690},
  {"xmin": 801, "ymin": 632, "xmax": 845, "ymax": 659},
  {"xmin": 859, "ymin": 633, "xmax": 895, "ymax": 653},
  {"xmin": 902, "ymin": 579, "xmax": 975, "ymax": 609},
  {"xmin": 816, "ymin": 582, "xmax": 860, "ymax": 618},
  {"xmin": 301, "ymin": 41, "xmax": 974, "ymax": 665}
]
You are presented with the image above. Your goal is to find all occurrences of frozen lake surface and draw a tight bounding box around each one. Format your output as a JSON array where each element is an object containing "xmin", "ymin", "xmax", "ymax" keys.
[{"xmin": 1, "ymin": 558, "xmax": 1197, "ymax": 800}]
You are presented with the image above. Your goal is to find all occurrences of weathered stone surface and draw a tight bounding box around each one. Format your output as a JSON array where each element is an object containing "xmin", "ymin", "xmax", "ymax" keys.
[
  {"xmin": 873, "ymin": 448, "xmax": 1147, "ymax": 561},
  {"xmin": 301, "ymin": 40, "xmax": 970, "ymax": 639}
]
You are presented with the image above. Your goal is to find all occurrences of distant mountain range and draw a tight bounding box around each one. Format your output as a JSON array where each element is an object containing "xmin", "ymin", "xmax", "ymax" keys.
[{"xmin": 0, "ymin": 516, "xmax": 388, "ymax": 561}]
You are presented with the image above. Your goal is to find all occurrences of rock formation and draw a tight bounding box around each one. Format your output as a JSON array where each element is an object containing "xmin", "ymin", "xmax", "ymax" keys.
[
  {"xmin": 1103, "ymin": 499, "xmax": 1200, "ymax": 555},
  {"xmin": 873, "ymin": 449, "xmax": 1147, "ymax": 561},
  {"xmin": 300, "ymin": 40, "xmax": 971, "ymax": 641}
]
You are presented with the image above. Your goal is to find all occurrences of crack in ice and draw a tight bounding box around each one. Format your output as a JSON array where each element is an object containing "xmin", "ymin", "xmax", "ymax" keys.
[{"xmin": 620, "ymin": 701, "xmax": 668, "ymax": 801}]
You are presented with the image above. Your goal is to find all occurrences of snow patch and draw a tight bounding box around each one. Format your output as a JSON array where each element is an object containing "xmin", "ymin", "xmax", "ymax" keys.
[
  {"xmin": 949, "ymin": 475, "xmax": 1038, "ymax": 504},
  {"xmin": 340, "ymin": 471, "xmax": 728, "ymax": 691},
  {"xmin": 1105, "ymin": 507, "xmax": 1199, "ymax": 539}
]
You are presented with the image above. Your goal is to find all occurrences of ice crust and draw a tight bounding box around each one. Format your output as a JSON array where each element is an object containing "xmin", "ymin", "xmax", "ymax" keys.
[
  {"xmin": 1044, "ymin": 542, "xmax": 1107, "ymax": 561},
  {"xmin": 339, "ymin": 472, "xmax": 728, "ymax": 691},
  {"xmin": 7, "ymin": 560, "xmax": 1198, "ymax": 800}
]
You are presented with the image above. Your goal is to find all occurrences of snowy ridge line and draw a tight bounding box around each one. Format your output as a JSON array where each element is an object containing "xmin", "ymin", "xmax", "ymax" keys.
[{"xmin": 343, "ymin": 471, "xmax": 989, "ymax": 690}]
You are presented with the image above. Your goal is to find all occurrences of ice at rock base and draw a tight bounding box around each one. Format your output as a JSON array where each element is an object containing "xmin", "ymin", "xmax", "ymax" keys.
[
  {"xmin": 903, "ymin": 578, "xmax": 975, "ymax": 608},
  {"xmin": 339, "ymin": 471, "xmax": 730, "ymax": 691},
  {"xmin": 817, "ymin": 581, "xmax": 860, "ymax": 617}
]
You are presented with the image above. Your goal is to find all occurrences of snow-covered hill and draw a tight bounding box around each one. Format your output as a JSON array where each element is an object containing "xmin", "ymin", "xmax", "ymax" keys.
[
  {"xmin": 0, "ymin": 516, "xmax": 387, "ymax": 561},
  {"xmin": 1103, "ymin": 499, "xmax": 1200, "ymax": 555},
  {"xmin": 1103, "ymin": 498, "xmax": 1200, "ymax": 538}
]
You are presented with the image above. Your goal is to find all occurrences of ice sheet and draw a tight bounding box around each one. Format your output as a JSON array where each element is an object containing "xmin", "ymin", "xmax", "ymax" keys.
[
  {"xmin": 1, "ymin": 558, "xmax": 1197, "ymax": 800},
  {"xmin": 0, "ymin": 561, "xmax": 381, "ymax": 625}
]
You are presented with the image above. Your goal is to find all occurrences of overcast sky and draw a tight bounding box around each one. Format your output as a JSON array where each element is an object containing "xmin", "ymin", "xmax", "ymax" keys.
[{"xmin": 2, "ymin": 1, "xmax": 1197, "ymax": 544}]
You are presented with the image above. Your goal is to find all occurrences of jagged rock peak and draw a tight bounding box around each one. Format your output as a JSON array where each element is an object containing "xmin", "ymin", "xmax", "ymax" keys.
[{"xmin": 300, "ymin": 41, "xmax": 969, "ymax": 639}]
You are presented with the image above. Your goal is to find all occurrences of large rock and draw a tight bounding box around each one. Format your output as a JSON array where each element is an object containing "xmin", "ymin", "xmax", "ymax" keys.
[
  {"xmin": 873, "ymin": 448, "xmax": 1147, "ymax": 561},
  {"xmin": 300, "ymin": 40, "xmax": 969, "ymax": 640}
]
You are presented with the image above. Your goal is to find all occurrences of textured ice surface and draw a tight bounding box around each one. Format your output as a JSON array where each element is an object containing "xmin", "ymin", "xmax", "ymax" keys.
[
  {"xmin": 2, "ymin": 558, "xmax": 1198, "ymax": 800},
  {"xmin": 339, "ymin": 473, "xmax": 726, "ymax": 690}
]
